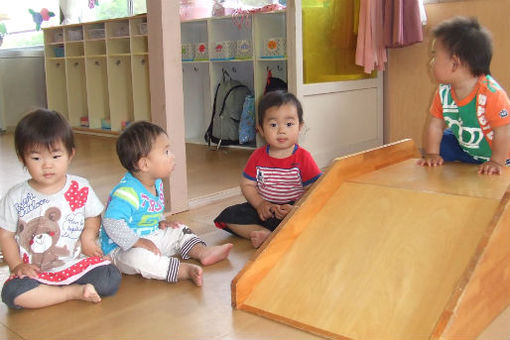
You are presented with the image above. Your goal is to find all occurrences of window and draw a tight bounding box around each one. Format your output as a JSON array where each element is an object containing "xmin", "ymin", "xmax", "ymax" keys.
[
  {"xmin": 0, "ymin": 0, "xmax": 146, "ymax": 49},
  {"xmin": 302, "ymin": 0, "xmax": 375, "ymax": 83},
  {"xmin": 0, "ymin": 1, "xmax": 60, "ymax": 49}
]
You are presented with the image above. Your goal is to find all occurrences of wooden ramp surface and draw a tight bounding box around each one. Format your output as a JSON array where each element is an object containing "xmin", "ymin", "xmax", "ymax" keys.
[{"xmin": 232, "ymin": 140, "xmax": 510, "ymax": 340}]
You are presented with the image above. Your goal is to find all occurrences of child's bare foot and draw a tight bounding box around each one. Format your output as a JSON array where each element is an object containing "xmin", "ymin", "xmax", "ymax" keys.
[
  {"xmin": 250, "ymin": 230, "xmax": 271, "ymax": 248},
  {"xmin": 81, "ymin": 284, "xmax": 101, "ymax": 303},
  {"xmin": 178, "ymin": 263, "xmax": 203, "ymax": 286},
  {"xmin": 199, "ymin": 243, "xmax": 233, "ymax": 266}
]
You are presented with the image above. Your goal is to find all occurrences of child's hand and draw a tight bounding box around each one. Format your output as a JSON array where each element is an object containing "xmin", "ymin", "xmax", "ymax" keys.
[
  {"xmin": 134, "ymin": 238, "xmax": 161, "ymax": 256},
  {"xmin": 417, "ymin": 154, "xmax": 444, "ymax": 167},
  {"xmin": 159, "ymin": 220, "xmax": 180, "ymax": 229},
  {"xmin": 479, "ymin": 160, "xmax": 503, "ymax": 175},
  {"xmin": 12, "ymin": 263, "xmax": 40, "ymax": 279},
  {"xmin": 81, "ymin": 239, "xmax": 104, "ymax": 257},
  {"xmin": 273, "ymin": 204, "xmax": 293, "ymax": 219},
  {"xmin": 256, "ymin": 201, "xmax": 275, "ymax": 221}
]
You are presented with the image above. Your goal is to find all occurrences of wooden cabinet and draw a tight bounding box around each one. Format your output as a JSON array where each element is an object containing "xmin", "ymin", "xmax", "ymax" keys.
[
  {"xmin": 43, "ymin": 14, "xmax": 150, "ymax": 132},
  {"xmin": 181, "ymin": 11, "xmax": 287, "ymax": 146}
]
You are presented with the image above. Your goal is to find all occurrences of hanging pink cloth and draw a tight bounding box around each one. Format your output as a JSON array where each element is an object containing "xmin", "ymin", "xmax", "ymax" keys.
[
  {"xmin": 356, "ymin": 0, "xmax": 424, "ymax": 73},
  {"xmin": 355, "ymin": 0, "xmax": 387, "ymax": 74},
  {"xmin": 384, "ymin": 0, "xmax": 423, "ymax": 47}
]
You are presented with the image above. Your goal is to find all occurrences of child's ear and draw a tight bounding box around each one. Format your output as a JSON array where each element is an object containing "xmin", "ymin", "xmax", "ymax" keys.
[
  {"xmin": 451, "ymin": 55, "xmax": 461, "ymax": 72},
  {"xmin": 68, "ymin": 148, "xmax": 76, "ymax": 161},
  {"xmin": 137, "ymin": 157, "xmax": 150, "ymax": 172}
]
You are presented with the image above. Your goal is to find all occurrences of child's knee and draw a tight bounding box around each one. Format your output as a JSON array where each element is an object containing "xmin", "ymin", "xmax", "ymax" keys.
[
  {"xmin": 2, "ymin": 278, "xmax": 40, "ymax": 309},
  {"xmin": 93, "ymin": 265, "xmax": 122, "ymax": 297}
]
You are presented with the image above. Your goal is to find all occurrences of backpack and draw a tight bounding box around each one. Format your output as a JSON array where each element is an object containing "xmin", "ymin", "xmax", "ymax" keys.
[
  {"xmin": 264, "ymin": 69, "xmax": 287, "ymax": 94},
  {"xmin": 204, "ymin": 70, "xmax": 251, "ymax": 148},
  {"xmin": 238, "ymin": 95, "xmax": 255, "ymax": 144}
]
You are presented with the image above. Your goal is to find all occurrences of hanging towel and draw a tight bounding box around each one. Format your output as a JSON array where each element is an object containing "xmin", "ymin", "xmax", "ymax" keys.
[{"xmin": 355, "ymin": 0, "xmax": 387, "ymax": 74}]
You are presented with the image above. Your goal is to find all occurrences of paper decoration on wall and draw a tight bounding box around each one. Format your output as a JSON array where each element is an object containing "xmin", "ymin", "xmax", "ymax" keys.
[
  {"xmin": 88, "ymin": 0, "xmax": 99, "ymax": 9},
  {"xmin": 29, "ymin": 8, "xmax": 55, "ymax": 31}
]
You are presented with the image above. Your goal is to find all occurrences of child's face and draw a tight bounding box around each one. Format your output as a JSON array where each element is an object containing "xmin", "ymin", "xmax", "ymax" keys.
[
  {"xmin": 23, "ymin": 140, "xmax": 74, "ymax": 194},
  {"xmin": 430, "ymin": 39, "xmax": 456, "ymax": 84},
  {"xmin": 145, "ymin": 133, "xmax": 175, "ymax": 179},
  {"xmin": 258, "ymin": 103, "xmax": 302, "ymax": 154}
]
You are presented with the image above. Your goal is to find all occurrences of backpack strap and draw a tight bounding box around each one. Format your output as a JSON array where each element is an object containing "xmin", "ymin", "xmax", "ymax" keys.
[{"xmin": 204, "ymin": 81, "xmax": 222, "ymax": 147}]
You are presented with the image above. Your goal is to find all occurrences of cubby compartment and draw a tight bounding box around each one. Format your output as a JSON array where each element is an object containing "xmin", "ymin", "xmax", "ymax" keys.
[
  {"xmin": 255, "ymin": 59, "xmax": 288, "ymax": 94},
  {"xmin": 254, "ymin": 11, "xmax": 286, "ymax": 59},
  {"xmin": 209, "ymin": 17, "xmax": 252, "ymax": 61},
  {"xmin": 130, "ymin": 16, "xmax": 147, "ymax": 36},
  {"xmin": 107, "ymin": 56, "xmax": 134, "ymax": 131},
  {"xmin": 85, "ymin": 40, "xmax": 106, "ymax": 56},
  {"xmin": 45, "ymin": 28, "xmax": 64, "ymax": 44},
  {"xmin": 108, "ymin": 20, "xmax": 130, "ymax": 38},
  {"xmin": 65, "ymin": 42, "xmax": 84, "ymax": 57},
  {"xmin": 45, "ymin": 60, "xmax": 68, "ymax": 117},
  {"xmin": 131, "ymin": 36, "xmax": 148, "ymax": 55},
  {"xmin": 108, "ymin": 38, "xmax": 131, "ymax": 55},
  {"xmin": 131, "ymin": 55, "xmax": 151, "ymax": 121},
  {"xmin": 86, "ymin": 57, "xmax": 110, "ymax": 129},
  {"xmin": 181, "ymin": 21, "xmax": 208, "ymax": 62},
  {"xmin": 182, "ymin": 62, "xmax": 211, "ymax": 143},
  {"xmin": 85, "ymin": 23, "xmax": 106, "ymax": 40},
  {"xmin": 65, "ymin": 59, "xmax": 88, "ymax": 127},
  {"xmin": 66, "ymin": 27, "xmax": 84, "ymax": 42}
]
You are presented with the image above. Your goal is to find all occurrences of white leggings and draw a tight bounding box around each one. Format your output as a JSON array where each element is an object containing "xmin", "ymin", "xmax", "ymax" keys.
[{"xmin": 110, "ymin": 226, "xmax": 204, "ymax": 282}]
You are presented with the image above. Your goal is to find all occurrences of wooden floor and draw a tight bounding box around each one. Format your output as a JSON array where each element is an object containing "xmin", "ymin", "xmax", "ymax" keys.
[
  {"xmin": 0, "ymin": 133, "xmax": 509, "ymax": 339},
  {"xmin": 0, "ymin": 132, "xmax": 251, "ymax": 202}
]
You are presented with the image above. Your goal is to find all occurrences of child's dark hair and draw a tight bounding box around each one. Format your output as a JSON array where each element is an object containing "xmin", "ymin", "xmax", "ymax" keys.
[
  {"xmin": 15, "ymin": 109, "xmax": 74, "ymax": 164},
  {"xmin": 433, "ymin": 16, "xmax": 492, "ymax": 76},
  {"xmin": 258, "ymin": 91, "xmax": 303, "ymax": 127},
  {"xmin": 116, "ymin": 121, "xmax": 167, "ymax": 173}
]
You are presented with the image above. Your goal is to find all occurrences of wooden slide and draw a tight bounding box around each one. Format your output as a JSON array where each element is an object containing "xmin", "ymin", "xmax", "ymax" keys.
[{"xmin": 232, "ymin": 139, "xmax": 510, "ymax": 340}]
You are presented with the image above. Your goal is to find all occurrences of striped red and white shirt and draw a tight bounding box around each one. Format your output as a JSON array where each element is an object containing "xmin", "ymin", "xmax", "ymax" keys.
[{"xmin": 243, "ymin": 145, "xmax": 322, "ymax": 204}]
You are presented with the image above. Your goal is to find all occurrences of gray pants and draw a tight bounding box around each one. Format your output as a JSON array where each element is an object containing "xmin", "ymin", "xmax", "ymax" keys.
[{"xmin": 1, "ymin": 264, "xmax": 121, "ymax": 309}]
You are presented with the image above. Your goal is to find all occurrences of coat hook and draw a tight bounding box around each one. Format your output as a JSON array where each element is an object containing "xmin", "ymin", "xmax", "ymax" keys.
[
  {"xmin": 193, "ymin": 66, "xmax": 199, "ymax": 72},
  {"xmin": 232, "ymin": 66, "xmax": 237, "ymax": 73},
  {"xmin": 56, "ymin": 62, "xmax": 60, "ymax": 67},
  {"xmin": 95, "ymin": 61, "xmax": 100, "ymax": 66},
  {"xmin": 277, "ymin": 65, "xmax": 283, "ymax": 72},
  {"xmin": 141, "ymin": 58, "xmax": 145, "ymax": 65},
  {"xmin": 74, "ymin": 62, "xmax": 79, "ymax": 67},
  {"xmin": 116, "ymin": 59, "xmax": 121, "ymax": 66}
]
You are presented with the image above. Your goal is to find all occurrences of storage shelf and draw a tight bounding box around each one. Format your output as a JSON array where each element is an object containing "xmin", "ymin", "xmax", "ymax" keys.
[
  {"xmin": 257, "ymin": 57, "xmax": 287, "ymax": 61},
  {"xmin": 181, "ymin": 11, "xmax": 287, "ymax": 147},
  {"xmin": 109, "ymin": 36, "xmax": 130, "ymax": 40},
  {"xmin": 210, "ymin": 59, "xmax": 254, "ymax": 63},
  {"xmin": 43, "ymin": 14, "xmax": 151, "ymax": 133}
]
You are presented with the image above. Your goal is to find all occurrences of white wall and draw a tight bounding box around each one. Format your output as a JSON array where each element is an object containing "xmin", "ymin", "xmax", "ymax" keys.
[{"xmin": 0, "ymin": 48, "xmax": 47, "ymax": 130}]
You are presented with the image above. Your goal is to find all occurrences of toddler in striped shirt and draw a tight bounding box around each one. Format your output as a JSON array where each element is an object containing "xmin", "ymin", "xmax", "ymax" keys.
[{"xmin": 214, "ymin": 91, "xmax": 322, "ymax": 248}]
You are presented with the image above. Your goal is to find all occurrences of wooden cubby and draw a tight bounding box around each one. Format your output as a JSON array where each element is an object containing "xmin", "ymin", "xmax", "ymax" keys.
[
  {"xmin": 43, "ymin": 14, "xmax": 149, "ymax": 132},
  {"xmin": 181, "ymin": 11, "xmax": 287, "ymax": 147}
]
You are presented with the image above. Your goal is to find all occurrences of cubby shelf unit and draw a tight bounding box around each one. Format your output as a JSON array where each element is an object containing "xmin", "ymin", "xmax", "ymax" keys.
[{"xmin": 43, "ymin": 14, "xmax": 150, "ymax": 132}]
